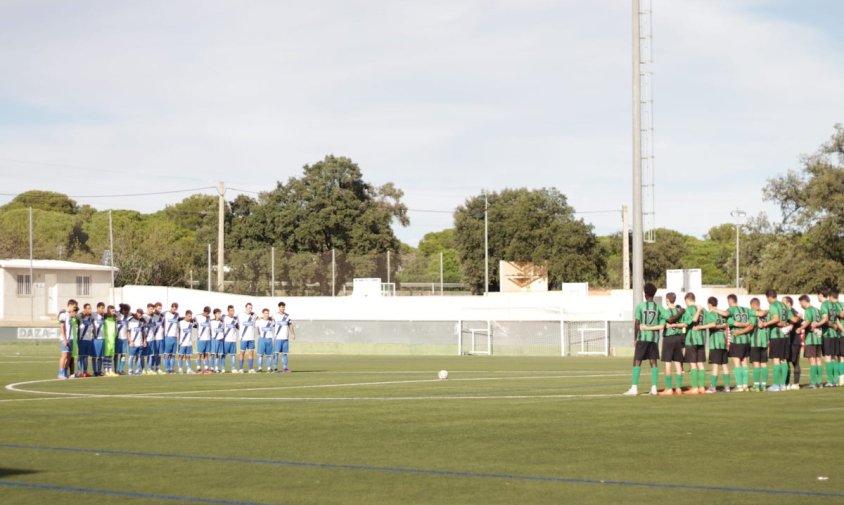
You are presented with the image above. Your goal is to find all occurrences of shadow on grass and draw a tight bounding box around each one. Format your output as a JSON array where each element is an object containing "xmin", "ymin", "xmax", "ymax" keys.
[{"xmin": 0, "ymin": 468, "xmax": 38, "ymax": 478}]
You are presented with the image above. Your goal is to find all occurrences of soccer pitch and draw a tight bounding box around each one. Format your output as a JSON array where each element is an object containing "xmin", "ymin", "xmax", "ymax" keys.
[{"xmin": 0, "ymin": 343, "xmax": 842, "ymax": 505}]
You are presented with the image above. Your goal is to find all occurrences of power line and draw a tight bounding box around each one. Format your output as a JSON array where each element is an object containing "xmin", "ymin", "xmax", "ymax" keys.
[{"xmin": 0, "ymin": 187, "xmax": 216, "ymax": 199}]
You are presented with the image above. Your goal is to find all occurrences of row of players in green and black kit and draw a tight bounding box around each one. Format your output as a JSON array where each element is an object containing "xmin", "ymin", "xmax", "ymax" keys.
[{"xmin": 625, "ymin": 283, "xmax": 844, "ymax": 396}]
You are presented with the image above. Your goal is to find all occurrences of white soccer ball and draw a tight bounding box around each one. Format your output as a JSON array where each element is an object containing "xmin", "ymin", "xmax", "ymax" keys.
[{"xmin": 438, "ymin": 370, "xmax": 448, "ymax": 380}]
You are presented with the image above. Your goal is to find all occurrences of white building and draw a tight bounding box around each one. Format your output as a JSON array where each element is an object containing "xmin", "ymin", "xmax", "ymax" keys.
[{"xmin": 0, "ymin": 259, "xmax": 115, "ymax": 321}]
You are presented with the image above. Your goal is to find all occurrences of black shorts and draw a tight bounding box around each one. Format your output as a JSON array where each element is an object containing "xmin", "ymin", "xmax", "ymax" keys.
[
  {"xmin": 822, "ymin": 338, "xmax": 839, "ymax": 357},
  {"xmin": 708, "ymin": 349, "xmax": 728, "ymax": 365},
  {"xmin": 661, "ymin": 335, "xmax": 684, "ymax": 363},
  {"xmin": 684, "ymin": 345, "xmax": 705, "ymax": 364},
  {"xmin": 769, "ymin": 339, "xmax": 789, "ymax": 360},
  {"xmin": 634, "ymin": 341, "xmax": 659, "ymax": 362},
  {"xmin": 728, "ymin": 343, "xmax": 749, "ymax": 360},
  {"xmin": 750, "ymin": 346, "xmax": 768, "ymax": 364},
  {"xmin": 805, "ymin": 344, "xmax": 822, "ymax": 359}
]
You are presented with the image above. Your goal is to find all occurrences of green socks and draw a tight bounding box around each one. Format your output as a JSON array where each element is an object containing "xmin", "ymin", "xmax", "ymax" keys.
[
  {"xmin": 651, "ymin": 367, "xmax": 659, "ymax": 387},
  {"xmin": 825, "ymin": 362, "xmax": 835, "ymax": 383},
  {"xmin": 665, "ymin": 375, "xmax": 673, "ymax": 389},
  {"xmin": 676, "ymin": 373, "xmax": 683, "ymax": 389},
  {"xmin": 723, "ymin": 372, "xmax": 731, "ymax": 388},
  {"xmin": 709, "ymin": 374, "xmax": 717, "ymax": 388},
  {"xmin": 632, "ymin": 366, "xmax": 641, "ymax": 386},
  {"xmin": 753, "ymin": 367, "xmax": 761, "ymax": 385}
]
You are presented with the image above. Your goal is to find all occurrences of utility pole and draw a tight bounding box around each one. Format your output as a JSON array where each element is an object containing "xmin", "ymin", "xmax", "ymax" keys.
[
  {"xmin": 386, "ymin": 250, "xmax": 391, "ymax": 284},
  {"xmin": 632, "ymin": 0, "xmax": 644, "ymax": 308},
  {"xmin": 484, "ymin": 191, "xmax": 489, "ymax": 296},
  {"xmin": 271, "ymin": 246, "xmax": 275, "ymax": 297},
  {"xmin": 108, "ymin": 210, "xmax": 115, "ymax": 305},
  {"xmin": 29, "ymin": 207, "xmax": 34, "ymax": 321},
  {"xmin": 731, "ymin": 208, "xmax": 746, "ymax": 290},
  {"xmin": 331, "ymin": 248, "xmax": 336, "ymax": 297},
  {"xmin": 207, "ymin": 243, "xmax": 211, "ymax": 292},
  {"xmin": 440, "ymin": 251, "xmax": 444, "ymax": 295},
  {"xmin": 622, "ymin": 205, "xmax": 630, "ymax": 290},
  {"xmin": 217, "ymin": 181, "xmax": 225, "ymax": 292}
]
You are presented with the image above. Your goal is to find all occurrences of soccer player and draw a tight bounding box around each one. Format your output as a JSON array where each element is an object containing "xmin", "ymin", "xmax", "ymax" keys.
[
  {"xmin": 624, "ymin": 283, "xmax": 667, "ymax": 396},
  {"xmin": 800, "ymin": 295, "xmax": 824, "ymax": 388},
  {"xmin": 724, "ymin": 294, "xmax": 754, "ymax": 392},
  {"xmin": 681, "ymin": 293, "xmax": 706, "ymax": 395},
  {"xmin": 832, "ymin": 291, "xmax": 844, "ymax": 386},
  {"xmin": 77, "ymin": 303, "xmax": 94, "ymax": 377},
  {"xmin": 211, "ymin": 308, "xmax": 225, "ymax": 372},
  {"xmin": 699, "ymin": 297, "xmax": 730, "ymax": 393},
  {"xmin": 150, "ymin": 303, "xmax": 166, "ymax": 374},
  {"xmin": 781, "ymin": 296, "xmax": 803, "ymax": 389},
  {"xmin": 163, "ymin": 302, "xmax": 180, "ymax": 374},
  {"xmin": 57, "ymin": 299, "xmax": 79, "ymax": 380},
  {"xmin": 195, "ymin": 306, "xmax": 213, "ymax": 374},
  {"xmin": 236, "ymin": 303, "xmax": 257, "ymax": 373},
  {"xmin": 102, "ymin": 304, "xmax": 118, "ymax": 377},
  {"xmin": 222, "ymin": 305, "xmax": 239, "ymax": 372},
  {"xmin": 256, "ymin": 308, "xmax": 275, "ymax": 372},
  {"xmin": 816, "ymin": 289, "xmax": 838, "ymax": 387},
  {"xmin": 659, "ymin": 293, "xmax": 686, "ymax": 396},
  {"xmin": 762, "ymin": 290, "xmax": 791, "ymax": 392},
  {"xmin": 91, "ymin": 302, "xmax": 106, "ymax": 377},
  {"xmin": 115, "ymin": 304, "xmax": 131, "ymax": 375},
  {"xmin": 273, "ymin": 301, "xmax": 295, "ymax": 373},
  {"xmin": 177, "ymin": 310, "xmax": 196, "ymax": 374},
  {"xmin": 749, "ymin": 297, "xmax": 769, "ymax": 391},
  {"xmin": 128, "ymin": 308, "xmax": 146, "ymax": 375},
  {"xmin": 142, "ymin": 304, "xmax": 156, "ymax": 374}
]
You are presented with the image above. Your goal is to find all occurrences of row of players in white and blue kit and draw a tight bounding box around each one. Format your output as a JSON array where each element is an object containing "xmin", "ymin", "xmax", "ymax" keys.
[{"xmin": 57, "ymin": 300, "xmax": 295, "ymax": 379}]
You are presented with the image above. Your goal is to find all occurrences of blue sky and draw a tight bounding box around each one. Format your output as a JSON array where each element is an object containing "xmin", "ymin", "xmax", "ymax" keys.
[{"xmin": 1, "ymin": 0, "xmax": 842, "ymax": 246}]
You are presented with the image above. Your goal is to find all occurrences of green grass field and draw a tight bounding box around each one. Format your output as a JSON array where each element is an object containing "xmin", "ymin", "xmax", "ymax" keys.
[{"xmin": 0, "ymin": 342, "xmax": 842, "ymax": 505}]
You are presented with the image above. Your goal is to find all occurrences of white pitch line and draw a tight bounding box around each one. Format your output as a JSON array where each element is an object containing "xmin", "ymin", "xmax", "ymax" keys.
[
  {"xmin": 3, "ymin": 374, "xmax": 626, "ymax": 402},
  {"xmin": 132, "ymin": 373, "xmax": 625, "ymax": 397}
]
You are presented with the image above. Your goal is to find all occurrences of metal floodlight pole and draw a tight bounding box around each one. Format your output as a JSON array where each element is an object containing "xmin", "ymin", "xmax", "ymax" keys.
[
  {"xmin": 484, "ymin": 191, "xmax": 489, "ymax": 296},
  {"xmin": 632, "ymin": 0, "xmax": 644, "ymax": 308},
  {"xmin": 331, "ymin": 248, "xmax": 336, "ymax": 297},
  {"xmin": 731, "ymin": 208, "xmax": 746, "ymax": 290},
  {"xmin": 109, "ymin": 210, "xmax": 115, "ymax": 305},
  {"xmin": 387, "ymin": 250, "xmax": 391, "ymax": 285}
]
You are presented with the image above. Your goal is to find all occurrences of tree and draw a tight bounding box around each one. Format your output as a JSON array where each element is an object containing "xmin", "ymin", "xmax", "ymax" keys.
[
  {"xmin": 760, "ymin": 124, "xmax": 844, "ymax": 291},
  {"xmin": 642, "ymin": 229, "xmax": 688, "ymax": 287},
  {"xmin": 454, "ymin": 188, "xmax": 606, "ymax": 293},
  {"xmin": 1, "ymin": 190, "xmax": 78, "ymax": 214}
]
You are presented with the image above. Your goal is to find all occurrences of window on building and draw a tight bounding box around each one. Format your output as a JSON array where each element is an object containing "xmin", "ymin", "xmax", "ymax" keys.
[
  {"xmin": 76, "ymin": 276, "xmax": 91, "ymax": 296},
  {"xmin": 16, "ymin": 274, "xmax": 31, "ymax": 296}
]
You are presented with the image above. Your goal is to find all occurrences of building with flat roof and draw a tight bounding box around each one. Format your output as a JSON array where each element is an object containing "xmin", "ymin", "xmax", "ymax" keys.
[{"xmin": 0, "ymin": 259, "xmax": 115, "ymax": 321}]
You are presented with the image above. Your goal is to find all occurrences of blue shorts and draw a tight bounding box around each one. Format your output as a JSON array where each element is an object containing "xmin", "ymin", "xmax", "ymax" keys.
[
  {"xmin": 258, "ymin": 338, "xmax": 274, "ymax": 355},
  {"xmin": 151, "ymin": 340, "xmax": 163, "ymax": 355},
  {"xmin": 131, "ymin": 346, "xmax": 144, "ymax": 357},
  {"xmin": 273, "ymin": 339, "xmax": 289, "ymax": 354},
  {"xmin": 77, "ymin": 340, "xmax": 93, "ymax": 357},
  {"xmin": 163, "ymin": 337, "xmax": 178, "ymax": 355},
  {"xmin": 178, "ymin": 345, "xmax": 193, "ymax": 356},
  {"xmin": 223, "ymin": 342, "xmax": 236, "ymax": 355},
  {"xmin": 197, "ymin": 340, "xmax": 212, "ymax": 354},
  {"xmin": 60, "ymin": 339, "xmax": 74, "ymax": 353},
  {"xmin": 92, "ymin": 339, "xmax": 105, "ymax": 358},
  {"xmin": 240, "ymin": 340, "xmax": 255, "ymax": 351},
  {"xmin": 213, "ymin": 340, "xmax": 225, "ymax": 355},
  {"xmin": 115, "ymin": 339, "xmax": 128, "ymax": 355}
]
